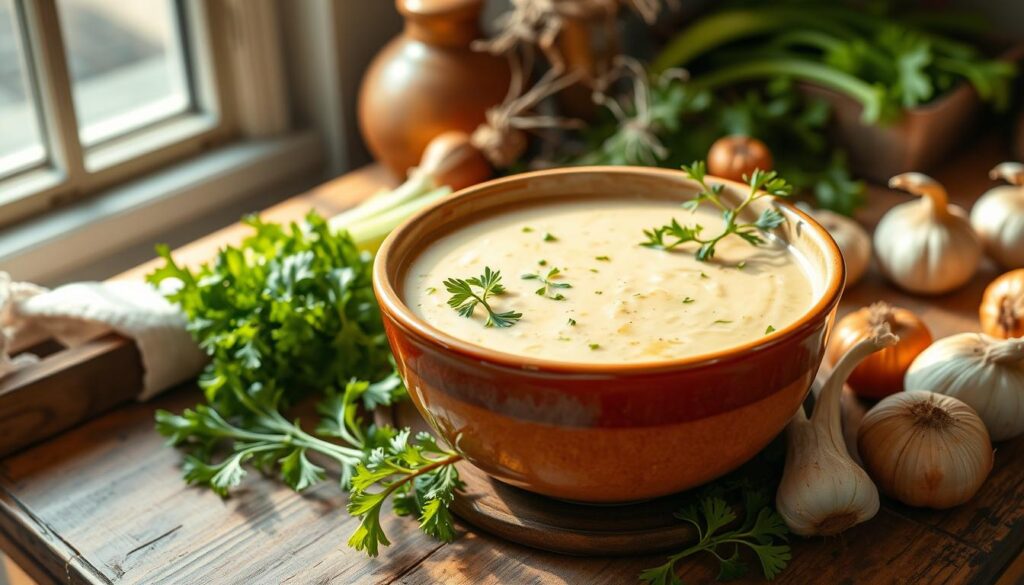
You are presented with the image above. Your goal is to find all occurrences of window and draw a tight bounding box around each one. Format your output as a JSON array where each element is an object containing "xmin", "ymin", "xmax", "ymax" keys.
[{"xmin": 0, "ymin": 0, "xmax": 231, "ymax": 227}]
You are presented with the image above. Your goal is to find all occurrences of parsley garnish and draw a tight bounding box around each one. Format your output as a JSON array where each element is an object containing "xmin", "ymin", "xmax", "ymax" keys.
[
  {"xmin": 737, "ymin": 261, "xmax": 747, "ymax": 270},
  {"xmin": 588, "ymin": 343, "xmax": 601, "ymax": 350},
  {"xmin": 425, "ymin": 287, "xmax": 437, "ymax": 295},
  {"xmin": 682, "ymin": 297, "xmax": 695, "ymax": 304},
  {"xmin": 543, "ymin": 232, "xmax": 558, "ymax": 242},
  {"xmin": 444, "ymin": 267, "xmax": 522, "ymax": 328},
  {"xmin": 713, "ymin": 319, "xmax": 733, "ymax": 325},
  {"xmin": 522, "ymin": 226, "xmax": 534, "ymax": 233},
  {"xmin": 641, "ymin": 162, "xmax": 792, "ymax": 262},
  {"xmin": 639, "ymin": 492, "xmax": 791, "ymax": 585},
  {"xmin": 522, "ymin": 267, "xmax": 572, "ymax": 301},
  {"xmin": 538, "ymin": 259, "xmax": 548, "ymax": 266},
  {"xmin": 700, "ymin": 272, "xmax": 709, "ymax": 279},
  {"xmin": 567, "ymin": 318, "xmax": 577, "ymax": 326},
  {"xmin": 765, "ymin": 325, "xmax": 776, "ymax": 335},
  {"xmin": 595, "ymin": 255, "xmax": 611, "ymax": 261}
]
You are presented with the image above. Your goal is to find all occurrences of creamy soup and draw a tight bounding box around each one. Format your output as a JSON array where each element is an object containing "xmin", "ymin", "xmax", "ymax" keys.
[{"xmin": 403, "ymin": 198, "xmax": 817, "ymax": 364}]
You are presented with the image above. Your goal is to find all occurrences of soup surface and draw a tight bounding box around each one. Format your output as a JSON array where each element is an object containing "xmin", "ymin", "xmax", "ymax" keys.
[{"xmin": 403, "ymin": 198, "xmax": 817, "ymax": 364}]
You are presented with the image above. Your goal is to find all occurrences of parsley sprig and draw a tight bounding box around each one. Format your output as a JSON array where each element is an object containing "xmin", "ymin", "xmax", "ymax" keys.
[
  {"xmin": 641, "ymin": 162, "xmax": 792, "ymax": 261},
  {"xmin": 444, "ymin": 267, "xmax": 522, "ymax": 328},
  {"xmin": 640, "ymin": 490, "xmax": 791, "ymax": 585},
  {"xmin": 348, "ymin": 430, "xmax": 464, "ymax": 556},
  {"xmin": 522, "ymin": 267, "xmax": 572, "ymax": 300}
]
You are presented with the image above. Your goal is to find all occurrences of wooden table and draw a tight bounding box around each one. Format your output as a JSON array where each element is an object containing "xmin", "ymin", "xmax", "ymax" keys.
[{"xmin": 2, "ymin": 136, "xmax": 1023, "ymax": 585}]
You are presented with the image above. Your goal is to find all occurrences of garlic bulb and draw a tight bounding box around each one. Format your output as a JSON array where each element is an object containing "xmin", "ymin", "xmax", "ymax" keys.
[
  {"xmin": 776, "ymin": 323, "xmax": 897, "ymax": 536},
  {"xmin": 905, "ymin": 333, "xmax": 1024, "ymax": 441},
  {"xmin": 857, "ymin": 391, "xmax": 993, "ymax": 509},
  {"xmin": 810, "ymin": 209, "xmax": 871, "ymax": 287},
  {"xmin": 875, "ymin": 173, "xmax": 981, "ymax": 295},
  {"xmin": 971, "ymin": 162, "xmax": 1024, "ymax": 268}
]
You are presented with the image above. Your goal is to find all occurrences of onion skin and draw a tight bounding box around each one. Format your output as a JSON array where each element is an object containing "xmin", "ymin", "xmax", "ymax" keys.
[
  {"xmin": 827, "ymin": 303, "xmax": 933, "ymax": 400},
  {"xmin": 858, "ymin": 391, "xmax": 993, "ymax": 509},
  {"xmin": 707, "ymin": 135, "xmax": 773, "ymax": 182},
  {"xmin": 980, "ymin": 269, "xmax": 1024, "ymax": 339}
]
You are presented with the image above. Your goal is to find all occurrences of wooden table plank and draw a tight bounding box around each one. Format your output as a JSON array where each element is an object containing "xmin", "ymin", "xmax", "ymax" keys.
[{"xmin": 3, "ymin": 135, "xmax": 1023, "ymax": 584}]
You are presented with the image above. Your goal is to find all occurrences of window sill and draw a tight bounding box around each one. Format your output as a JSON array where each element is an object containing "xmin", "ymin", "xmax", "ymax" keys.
[{"xmin": 0, "ymin": 131, "xmax": 324, "ymax": 284}]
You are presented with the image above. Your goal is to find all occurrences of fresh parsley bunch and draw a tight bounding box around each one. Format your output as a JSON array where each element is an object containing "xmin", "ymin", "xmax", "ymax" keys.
[
  {"xmin": 149, "ymin": 212, "xmax": 397, "ymax": 415},
  {"xmin": 150, "ymin": 212, "xmax": 465, "ymax": 554}
]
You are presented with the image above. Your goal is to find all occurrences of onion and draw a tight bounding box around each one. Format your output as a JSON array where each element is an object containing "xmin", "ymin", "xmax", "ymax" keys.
[
  {"xmin": 980, "ymin": 269, "xmax": 1024, "ymax": 339},
  {"xmin": 826, "ymin": 302, "xmax": 933, "ymax": 400},
  {"xmin": 707, "ymin": 135, "xmax": 773, "ymax": 182}
]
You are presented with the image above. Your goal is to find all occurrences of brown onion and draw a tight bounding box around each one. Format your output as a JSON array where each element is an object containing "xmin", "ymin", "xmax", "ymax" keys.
[
  {"xmin": 980, "ymin": 269, "xmax": 1024, "ymax": 339},
  {"xmin": 419, "ymin": 131, "xmax": 493, "ymax": 192},
  {"xmin": 707, "ymin": 135, "xmax": 773, "ymax": 182},
  {"xmin": 826, "ymin": 302, "xmax": 932, "ymax": 400}
]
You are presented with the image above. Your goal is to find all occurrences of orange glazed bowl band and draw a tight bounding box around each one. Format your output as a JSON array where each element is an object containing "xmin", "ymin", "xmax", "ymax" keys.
[{"xmin": 373, "ymin": 166, "xmax": 845, "ymax": 503}]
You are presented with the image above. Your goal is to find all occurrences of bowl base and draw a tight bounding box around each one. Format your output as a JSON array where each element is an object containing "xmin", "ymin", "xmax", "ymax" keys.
[{"xmin": 450, "ymin": 461, "xmax": 698, "ymax": 557}]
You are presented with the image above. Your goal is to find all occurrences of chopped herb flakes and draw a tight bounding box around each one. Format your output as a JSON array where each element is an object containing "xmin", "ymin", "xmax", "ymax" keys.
[
  {"xmin": 522, "ymin": 267, "xmax": 572, "ymax": 301},
  {"xmin": 765, "ymin": 325, "xmax": 776, "ymax": 334},
  {"xmin": 543, "ymin": 232, "xmax": 557, "ymax": 242},
  {"xmin": 595, "ymin": 255, "xmax": 611, "ymax": 261},
  {"xmin": 682, "ymin": 297, "xmax": 695, "ymax": 304}
]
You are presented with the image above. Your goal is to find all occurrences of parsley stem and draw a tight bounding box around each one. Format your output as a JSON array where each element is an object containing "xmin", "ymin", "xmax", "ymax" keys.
[{"xmin": 372, "ymin": 453, "xmax": 464, "ymax": 499}]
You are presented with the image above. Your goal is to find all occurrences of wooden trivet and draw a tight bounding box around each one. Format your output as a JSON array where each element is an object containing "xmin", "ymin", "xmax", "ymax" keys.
[{"xmin": 450, "ymin": 462, "xmax": 697, "ymax": 557}]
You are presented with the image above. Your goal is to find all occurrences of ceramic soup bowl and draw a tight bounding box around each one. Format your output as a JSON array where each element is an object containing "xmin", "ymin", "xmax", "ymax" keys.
[{"xmin": 373, "ymin": 166, "xmax": 844, "ymax": 503}]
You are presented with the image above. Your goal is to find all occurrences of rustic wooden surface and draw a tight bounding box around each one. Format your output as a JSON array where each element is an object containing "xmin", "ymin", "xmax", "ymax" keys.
[
  {"xmin": 2, "ymin": 136, "xmax": 1024, "ymax": 585},
  {"xmin": 0, "ymin": 335, "xmax": 141, "ymax": 459}
]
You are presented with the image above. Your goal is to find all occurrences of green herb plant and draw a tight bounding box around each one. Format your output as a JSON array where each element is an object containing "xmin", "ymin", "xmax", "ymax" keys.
[
  {"xmin": 522, "ymin": 267, "xmax": 573, "ymax": 300},
  {"xmin": 641, "ymin": 162, "xmax": 792, "ymax": 261},
  {"xmin": 444, "ymin": 267, "xmax": 522, "ymax": 327}
]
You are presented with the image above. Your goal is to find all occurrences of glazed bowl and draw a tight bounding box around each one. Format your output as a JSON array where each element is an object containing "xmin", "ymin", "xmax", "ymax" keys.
[{"xmin": 373, "ymin": 166, "xmax": 844, "ymax": 503}]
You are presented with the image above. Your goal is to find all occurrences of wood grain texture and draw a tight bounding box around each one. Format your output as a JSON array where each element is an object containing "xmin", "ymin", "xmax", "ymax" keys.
[
  {"xmin": 0, "ymin": 335, "xmax": 141, "ymax": 459},
  {"xmin": 1, "ymin": 136, "xmax": 1022, "ymax": 584}
]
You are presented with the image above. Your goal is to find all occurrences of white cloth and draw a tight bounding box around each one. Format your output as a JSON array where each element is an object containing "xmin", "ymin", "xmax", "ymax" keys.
[{"xmin": 0, "ymin": 272, "xmax": 206, "ymax": 400}]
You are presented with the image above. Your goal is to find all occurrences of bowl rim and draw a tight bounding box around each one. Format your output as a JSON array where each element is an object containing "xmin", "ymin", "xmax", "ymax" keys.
[{"xmin": 373, "ymin": 165, "xmax": 846, "ymax": 375}]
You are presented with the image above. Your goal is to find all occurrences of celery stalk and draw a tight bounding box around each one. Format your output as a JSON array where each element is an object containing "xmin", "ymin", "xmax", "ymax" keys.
[
  {"xmin": 341, "ymin": 185, "xmax": 451, "ymax": 253},
  {"xmin": 687, "ymin": 59, "xmax": 887, "ymax": 124},
  {"xmin": 652, "ymin": 9, "xmax": 856, "ymax": 72}
]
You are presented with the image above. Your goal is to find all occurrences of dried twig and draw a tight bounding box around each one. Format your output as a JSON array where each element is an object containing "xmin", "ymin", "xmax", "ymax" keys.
[{"xmin": 471, "ymin": 61, "xmax": 585, "ymax": 168}]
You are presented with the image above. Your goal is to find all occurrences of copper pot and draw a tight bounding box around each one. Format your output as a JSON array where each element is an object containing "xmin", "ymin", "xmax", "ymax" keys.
[{"xmin": 358, "ymin": 0, "xmax": 510, "ymax": 178}]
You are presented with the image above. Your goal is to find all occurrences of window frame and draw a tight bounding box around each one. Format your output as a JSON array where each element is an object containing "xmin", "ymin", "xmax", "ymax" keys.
[{"xmin": 0, "ymin": 0, "xmax": 237, "ymax": 228}]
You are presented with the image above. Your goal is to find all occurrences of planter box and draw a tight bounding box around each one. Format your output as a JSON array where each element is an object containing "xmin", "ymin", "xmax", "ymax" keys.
[{"xmin": 800, "ymin": 82, "xmax": 981, "ymax": 184}]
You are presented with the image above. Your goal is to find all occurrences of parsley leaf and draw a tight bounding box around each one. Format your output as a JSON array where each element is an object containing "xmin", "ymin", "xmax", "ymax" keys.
[
  {"xmin": 444, "ymin": 267, "xmax": 522, "ymax": 327},
  {"xmin": 639, "ymin": 494, "xmax": 791, "ymax": 584}
]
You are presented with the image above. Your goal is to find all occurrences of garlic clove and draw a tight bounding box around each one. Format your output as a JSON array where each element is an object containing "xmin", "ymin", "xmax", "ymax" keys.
[{"xmin": 776, "ymin": 324, "xmax": 896, "ymax": 536}]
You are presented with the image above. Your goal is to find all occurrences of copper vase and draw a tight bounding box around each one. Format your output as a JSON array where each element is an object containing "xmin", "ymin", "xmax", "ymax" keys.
[{"xmin": 358, "ymin": 0, "xmax": 510, "ymax": 177}]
